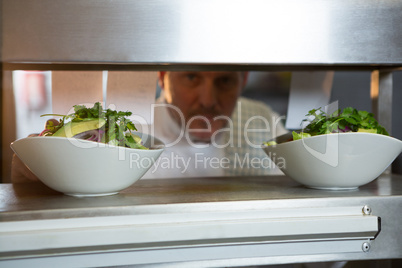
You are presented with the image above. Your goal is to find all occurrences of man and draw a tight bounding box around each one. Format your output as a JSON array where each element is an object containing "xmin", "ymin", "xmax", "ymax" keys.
[{"xmin": 142, "ymin": 71, "xmax": 287, "ymax": 179}]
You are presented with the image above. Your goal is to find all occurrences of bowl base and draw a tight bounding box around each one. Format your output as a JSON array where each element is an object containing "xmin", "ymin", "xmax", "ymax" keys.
[
  {"xmin": 308, "ymin": 186, "xmax": 359, "ymax": 191},
  {"xmin": 65, "ymin": 192, "xmax": 119, "ymax": 197}
]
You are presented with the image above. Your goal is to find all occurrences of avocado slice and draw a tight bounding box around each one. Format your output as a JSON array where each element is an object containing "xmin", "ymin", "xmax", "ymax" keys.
[
  {"xmin": 357, "ymin": 128, "xmax": 377, "ymax": 134},
  {"xmin": 53, "ymin": 118, "xmax": 106, "ymax": 138},
  {"xmin": 125, "ymin": 133, "xmax": 148, "ymax": 150}
]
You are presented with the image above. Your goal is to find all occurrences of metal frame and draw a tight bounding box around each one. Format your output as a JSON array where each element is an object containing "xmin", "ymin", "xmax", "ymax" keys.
[
  {"xmin": 1, "ymin": 175, "xmax": 401, "ymax": 267},
  {"xmin": 2, "ymin": 0, "xmax": 402, "ymax": 69},
  {"xmin": 1, "ymin": 1, "xmax": 402, "ymax": 266}
]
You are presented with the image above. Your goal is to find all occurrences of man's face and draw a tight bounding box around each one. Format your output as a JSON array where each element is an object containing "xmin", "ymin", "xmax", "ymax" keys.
[{"xmin": 160, "ymin": 71, "xmax": 247, "ymax": 142}]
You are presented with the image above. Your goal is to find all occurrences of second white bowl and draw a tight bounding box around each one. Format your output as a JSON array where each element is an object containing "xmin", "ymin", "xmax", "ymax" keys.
[{"xmin": 263, "ymin": 132, "xmax": 402, "ymax": 190}]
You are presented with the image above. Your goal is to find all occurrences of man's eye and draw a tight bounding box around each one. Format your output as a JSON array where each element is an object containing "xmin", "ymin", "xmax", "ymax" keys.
[
  {"xmin": 186, "ymin": 74, "xmax": 197, "ymax": 81},
  {"xmin": 180, "ymin": 73, "xmax": 200, "ymax": 87},
  {"xmin": 216, "ymin": 76, "xmax": 237, "ymax": 89},
  {"xmin": 218, "ymin": 77, "xmax": 230, "ymax": 84}
]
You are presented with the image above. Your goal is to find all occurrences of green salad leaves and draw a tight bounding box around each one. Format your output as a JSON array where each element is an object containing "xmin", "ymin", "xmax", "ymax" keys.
[
  {"xmin": 264, "ymin": 107, "xmax": 389, "ymax": 146},
  {"xmin": 41, "ymin": 102, "xmax": 148, "ymax": 149},
  {"xmin": 292, "ymin": 107, "xmax": 389, "ymax": 141}
]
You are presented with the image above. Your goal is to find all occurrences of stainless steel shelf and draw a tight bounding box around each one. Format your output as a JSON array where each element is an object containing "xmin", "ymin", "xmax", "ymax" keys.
[
  {"xmin": 1, "ymin": 1, "xmax": 402, "ymax": 266},
  {"xmin": 4, "ymin": 63, "xmax": 402, "ymax": 72},
  {"xmin": 1, "ymin": 174, "xmax": 401, "ymax": 267},
  {"xmin": 2, "ymin": 0, "xmax": 402, "ymax": 68}
]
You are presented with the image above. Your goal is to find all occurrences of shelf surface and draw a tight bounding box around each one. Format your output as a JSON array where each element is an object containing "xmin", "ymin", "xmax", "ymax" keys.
[
  {"xmin": 1, "ymin": 174, "xmax": 401, "ymax": 220},
  {"xmin": 1, "ymin": 174, "xmax": 402, "ymax": 266}
]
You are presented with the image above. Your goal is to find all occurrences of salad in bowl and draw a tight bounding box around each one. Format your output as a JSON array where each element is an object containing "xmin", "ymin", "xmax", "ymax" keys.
[
  {"xmin": 39, "ymin": 102, "xmax": 149, "ymax": 150},
  {"xmin": 11, "ymin": 103, "xmax": 164, "ymax": 197},
  {"xmin": 263, "ymin": 107, "xmax": 402, "ymax": 190}
]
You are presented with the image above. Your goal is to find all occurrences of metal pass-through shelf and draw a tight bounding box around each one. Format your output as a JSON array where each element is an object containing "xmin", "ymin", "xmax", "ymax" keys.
[
  {"xmin": 1, "ymin": 175, "xmax": 401, "ymax": 267},
  {"xmin": 1, "ymin": 0, "xmax": 402, "ymax": 267},
  {"xmin": 2, "ymin": 0, "xmax": 402, "ymax": 69}
]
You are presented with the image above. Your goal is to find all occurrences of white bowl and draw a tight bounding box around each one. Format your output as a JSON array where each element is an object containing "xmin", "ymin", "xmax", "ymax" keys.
[
  {"xmin": 11, "ymin": 134, "xmax": 164, "ymax": 197},
  {"xmin": 263, "ymin": 132, "xmax": 402, "ymax": 190}
]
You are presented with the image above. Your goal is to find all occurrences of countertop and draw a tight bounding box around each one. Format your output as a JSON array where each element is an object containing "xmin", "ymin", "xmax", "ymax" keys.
[{"xmin": 1, "ymin": 175, "xmax": 401, "ymax": 267}]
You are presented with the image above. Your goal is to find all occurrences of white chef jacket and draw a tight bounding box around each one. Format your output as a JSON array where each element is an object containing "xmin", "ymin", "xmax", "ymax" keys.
[{"xmin": 142, "ymin": 95, "xmax": 287, "ymax": 179}]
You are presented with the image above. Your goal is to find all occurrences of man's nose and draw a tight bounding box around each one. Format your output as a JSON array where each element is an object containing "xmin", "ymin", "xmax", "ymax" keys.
[{"xmin": 199, "ymin": 82, "xmax": 217, "ymax": 108}]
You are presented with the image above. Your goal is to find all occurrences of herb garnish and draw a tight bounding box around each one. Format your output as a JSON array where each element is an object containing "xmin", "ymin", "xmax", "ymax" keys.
[
  {"xmin": 292, "ymin": 107, "xmax": 389, "ymax": 140},
  {"xmin": 41, "ymin": 102, "xmax": 147, "ymax": 149}
]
